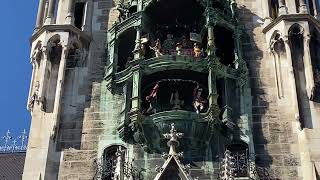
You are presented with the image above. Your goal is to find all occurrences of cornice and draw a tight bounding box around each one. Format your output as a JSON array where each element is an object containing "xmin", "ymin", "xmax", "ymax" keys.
[
  {"xmin": 263, "ymin": 14, "xmax": 320, "ymax": 33},
  {"xmin": 30, "ymin": 24, "xmax": 92, "ymax": 44}
]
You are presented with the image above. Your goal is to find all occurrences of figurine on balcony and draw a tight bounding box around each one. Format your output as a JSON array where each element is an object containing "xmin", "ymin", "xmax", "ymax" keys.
[
  {"xmin": 146, "ymin": 82, "xmax": 160, "ymax": 114},
  {"xmin": 163, "ymin": 34, "xmax": 175, "ymax": 54},
  {"xmin": 176, "ymin": 43, "xmax": 183, "ymax": 55},
  {"xmin": 116, "ymin": 3, "xmax": 129, "ymax": 22},
  {"xmin": 181, "ymin": 36, "xmax": 192, "ymax": 49},
  {"xmin": 193, "ymin": 43, "xmax": 201, "ymax": 59},
  {"xmin": 170, "ymin": 91, "xmax": 184, "ymax": 110},
  {"xmin": 193, "ymin": 85, "xmax": 208, "ymax": 114},
  {"xmin": 150, "ymin": 39, "xmax": 163, "ymax": 57}
]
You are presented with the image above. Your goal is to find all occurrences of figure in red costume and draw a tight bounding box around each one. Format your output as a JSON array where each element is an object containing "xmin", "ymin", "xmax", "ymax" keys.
[{"xmin": 146, "ymin": 82, "xmax": 160, "ymax": 114}]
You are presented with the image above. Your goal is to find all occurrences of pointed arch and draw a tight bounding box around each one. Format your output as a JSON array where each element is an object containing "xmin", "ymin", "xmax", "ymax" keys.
[
  {"xmin": 289, "ymin": 23, "xmax": 305, "ymax": 36},
  {"xmin": 270, "ymin": 30, "xmax": 286, "ymax": 98},
  {"xmin": 288, "ymin": 23, "xmax": 311, "ymax": 129},
  {"xmin": 102, "ymin": 145, "xmax": 127, "ymax": 180}
]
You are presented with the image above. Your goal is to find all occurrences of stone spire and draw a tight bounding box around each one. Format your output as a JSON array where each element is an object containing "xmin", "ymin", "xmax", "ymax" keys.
[
  {"xmin": 154, "ymin": 123, "xmax": 198, "ymax": 180},
  {"xmin": 163, "ymin": 123, "xmax": 184, "ymax": 156}
]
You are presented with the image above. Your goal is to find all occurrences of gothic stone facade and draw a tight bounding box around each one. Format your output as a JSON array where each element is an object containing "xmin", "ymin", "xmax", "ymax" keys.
[{"xmin": 23, "ymin": 0, "xmax": 320, "ymax": 179}]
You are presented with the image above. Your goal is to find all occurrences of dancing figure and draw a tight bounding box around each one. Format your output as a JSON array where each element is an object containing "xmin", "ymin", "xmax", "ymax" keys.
[
  {"xmin": 150, "ymin": 39, "xmax": 163, "ymax": 57},
  {"xmin": 176, "ymin": 43, "xmax": 183, "ymax": 55},
  {"xmin": 146, "ymin": 82, "xmax": 160, "ymax": 114},
  {"xmin": 193, "ymin": 43, "xmax": 202, "ymax": 58}
]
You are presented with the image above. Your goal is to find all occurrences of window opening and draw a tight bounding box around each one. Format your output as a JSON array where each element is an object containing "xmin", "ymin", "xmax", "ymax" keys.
[
  {"xmin": 296, "ymin": 0, "xmax": 300, "ymax": 13},
  {"xmin": 145, "ymin": 0, "xmax": 206, "ymax": 58},
  {"xmin": 117, "ymin": 28, "xmax": 136, "ymax": 72},
  {"xmin": 74, "ymin": 2, "xmax": 85, "ymax": 29},
  {"xmin": 102, "ymin": 146, "xmax": 126, "ymax": 180},
  {"xmin": 308, "ymin": 0, "xmax": 315, "ymax": 15},
  {"xmin": 270, "ymin": 0, "xmax": 279, "ymax": 19},
  {"xmin": 214, "ymin": 26, "xmax": 235, "ymax": 66},
  {"xmin": 141, "ymin": 70, "xmax": 208, "ymax": 115}
]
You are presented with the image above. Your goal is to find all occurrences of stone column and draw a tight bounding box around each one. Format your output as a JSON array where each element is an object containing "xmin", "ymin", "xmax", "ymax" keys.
[
  {"xmin": 278, "ymin": 0, "xmax": 288, "ymax": 15},
  {"xmin": 302, "ymin": 35, "xmax": 315, "ymax": 98},
  {"xmin": 82, "ymin": 0, "xmax": 93, "ymax": 31},
  {"xmin": 27, "ymin": 63, "xmax": 36, "ymax": 110},
  {"xmin": 45, "ymin": 0, "xmax": 56, "ymax": 25},
  {"xmin": 283, "ymin": 36, "xmax": 302, "ymax": 125},
  {"xmin": 137, "ymin": 0, "xmax": 143, "ymax": 11},
  {"xmin": 37, "ymin": 46, "xmax": 50, "ymax": 111},
  {"xmin": 299, "ymin": 0, "xmax": 308, "ymax": 13},
  {"xmin": 205, "ymin": 7, "xmax": 216, "ymax": 56},
  {"xmin": 284, "ymin": 39, "xmax": 316, "ymax": 180},
  {"xmin": 130, "ymin": 70, "xmax": 141, "ymax": 112},
  {"xmin": 312, "ymin": 0, "xmax": 320, "ymax": 19},
  {"xmin": 43, "ymin": 0, "xmax": 49, "ymax": 24},
  {"xmin": 65, "ymin": 0, "xmax": 75, "ymax": 24},
  {"xmin": 208, "ymin": 69, "xmax": 218, "ymax": 107},
  {"xmin": 53, "ymin": 45, "xmax": 68, "ymax": 115},
  {"xmin": 133, "ymin": 26, "xmax": 143, "ymax": 60},
  {"xmin": 35, "ymin": 0, "xmax": 46, "ymax": 31}
]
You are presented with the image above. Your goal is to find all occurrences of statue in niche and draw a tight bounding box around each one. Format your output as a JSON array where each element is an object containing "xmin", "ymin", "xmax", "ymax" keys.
[
  {"xmin": 28, "ymin": 93, "xmax": 38, "ymax": 111},
  {"xmin": 193, "ymin": 84, "xmax": 208, "ymax": 114},
  {"xmin": 146, "ymin": 82, "xmax": 160, "ymax": 114},
  {"xmin": 28, "ymin": 81, "xmax": 40, "ymax": 111},
  {"xmin": 162, "ymin": 34, "xmax": 175, "ymax": 54},
  {"xmin": 193, "ymin": 43, "xmax": 202, "ymax": 58},
  {"xmin": 150, "ymin": 39, "xmax": 163, "ymax": 57},
  {"xmin": 116, "ymin": 2, "xmax": 129, "ymax": 22},
  {"xmin": 176, "ymin": 42, "xmax": 183, "ymax": 55},
  {"xmin": 170, "ymin": 91, "xmax": 184, "ymax": 110}
]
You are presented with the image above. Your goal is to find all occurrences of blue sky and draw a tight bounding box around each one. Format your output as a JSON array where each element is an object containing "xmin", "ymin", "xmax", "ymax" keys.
[{"xmin": 0, "ymin": 1, "xmax": 38, "ymax": 139}]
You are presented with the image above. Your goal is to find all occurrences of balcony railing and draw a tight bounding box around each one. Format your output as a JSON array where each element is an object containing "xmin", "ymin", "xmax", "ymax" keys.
[{"xmin": 0, "ymin": 129, "xmax": 28, "ymax": 153}]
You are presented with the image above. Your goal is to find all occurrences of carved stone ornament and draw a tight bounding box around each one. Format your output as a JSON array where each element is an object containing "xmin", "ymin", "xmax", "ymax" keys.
[{"xmin": 154, "ymin": 123, "xmax": 198, "ymax": 180}]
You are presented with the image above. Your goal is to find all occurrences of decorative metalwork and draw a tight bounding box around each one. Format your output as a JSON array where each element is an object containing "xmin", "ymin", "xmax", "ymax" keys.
[
  {"xmin": 230, "ymin": 151, "xmax": 248, "ymax": 176},
  {"xmin": 219, "ymin": 149, "xmax": 248, "ymax": 179},
  {"xmin": 0, "ymin": 129, "xmax": 28, "ymax": 153},
  {"xmin": 154, "ymin": 123, "xmax": 198, "ymax": 180},
  {"xmin": 93, "ymin": 145, "xmax": 145, "ymax": 180},
  {"xmin": 94, "ymin": 157, "xmax": 116, "ymax": 179},
  {"xmin": 123, "ymin": 161, "xmax": 145, "ymax": 179},
  {"xmin": 219, "ymin": 150, "xmax": 275, "ymax": 180}
]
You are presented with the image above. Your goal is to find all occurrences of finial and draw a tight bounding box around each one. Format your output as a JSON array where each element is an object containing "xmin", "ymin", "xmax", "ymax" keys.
[
  {"xmin": 18, "ymin": 129, "xmax": 28, "ymax": 148},
  {"xmin": 163, "ymin": 123, "xmax": 184, "ymax": 156},
  {"xmin": 3, "ymin": 130, "xmax": 12, "ymax": 148}
]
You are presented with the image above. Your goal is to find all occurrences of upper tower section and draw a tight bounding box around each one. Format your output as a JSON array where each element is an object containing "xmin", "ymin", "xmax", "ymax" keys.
[
  {"xmin": 106, "ymin": 0, "xmax": 239, "ymax": 76},
  {"xmin": 104, "ymin": 0, "xmax": 252, "ymax": 163}
]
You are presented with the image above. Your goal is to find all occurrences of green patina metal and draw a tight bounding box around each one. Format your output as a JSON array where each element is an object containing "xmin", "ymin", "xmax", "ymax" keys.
[{"xmin": 98, "ymin": 0, "xmax": 255, "ymax": 179}]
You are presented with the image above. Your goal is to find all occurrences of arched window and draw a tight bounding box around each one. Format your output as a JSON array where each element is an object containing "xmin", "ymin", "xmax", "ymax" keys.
[
  {"xmin": 214, "ymin": 26, "xmax": 235, "ymax": 66},
  {"xmin": 295, "ymin": 0, "xmax": 300, "ymax": 13},
  {"xmin": 44, "ymin": 35, "xmax": 62, "ymax": 113},
  {"xmin": 269, "ymin": 0, "xmax": 279, "ymax": 19},
  {"xmin": 288, "ymin": 24, "xmax": 309, "ymax": 129},
  {"xmin": 74, "ymin": 2, "xmax": 86, "ymax": 29},
  {"xmin": 102, "ymin": 145, "xmax": 126, "ymax": 180}
]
